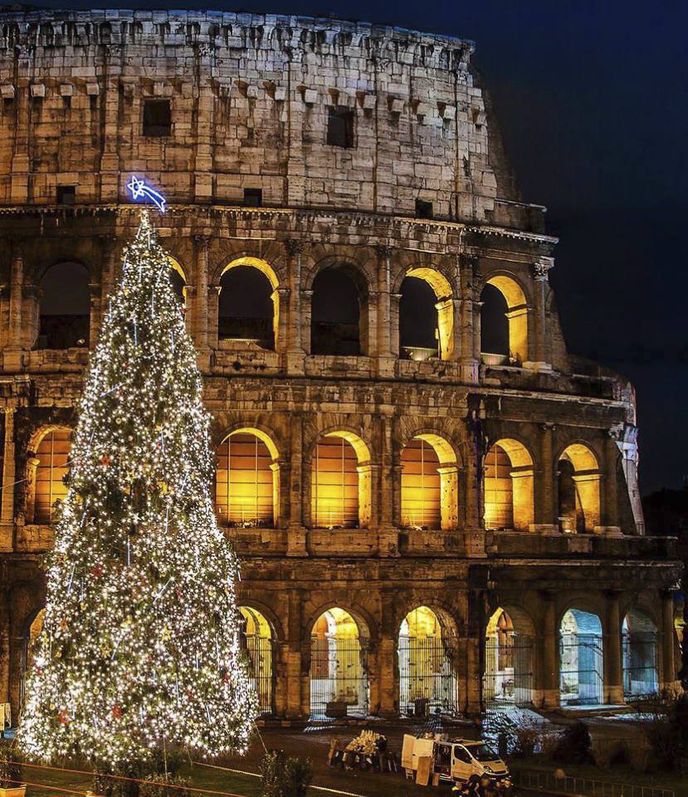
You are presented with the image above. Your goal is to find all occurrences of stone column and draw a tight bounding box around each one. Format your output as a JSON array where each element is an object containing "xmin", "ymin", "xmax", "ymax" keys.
[
  {"xmin": 458, "ymin": 254, "xmax": 480, "ymax": 383},
  {"xmin": 99, "ymin": 235, "xmax": 117, "ymax": 310},
  {"xmin": 375, "ymin": 245, "xmax": 394, "ymax": 375},
  {"xmin": 605, "ymin": 591, "xmax": 623, "ymax": 704},
  {"xmin": 540, "ymin": 592, "xmax": 560, "ymax": 707},
  {"xmin": 287, "ymin": 411, "xmax": 307, "ymax": 555},
  {"xmin": 287, "ymin": 588, "xmax": 305, "ymax": 719},
  {"xmin": 88, "ymin": 281, "xmax": 101, "ymax": 348},
  {"xmin": 464, "ymin": 592, "xmax": 484, "ymax": 715},
  {"xmin": 604, "ymin": 434, "xmax": 620, "ymax": 531},
  {"xmin": 194, "ymin": 81, "xmax": 215, "ymax": 202},
  {"xmin": 0, "ymin": 410, "xmax": 16, "ymax": 545},
  {"xmin": 379, "ymin": 415, "xmax": 394, "ymax": 529},
  {"xmin": 660, "ymin": 591, "xmax": 677, "ymax": 689},
  {"xmin": 524, "ymin": 256, "xmax": 554, "ymax": 371},
  {"xmin": 10, "ymin": 82, "xmax": 30, "ymax": 204},
  {"xmin": 8, "ymin": 248, "xmax": 23, "ymax": 350},
  {"xmin": 99, "ymin": 68, "xmax": 123, "ymax": 202},
  {"xmin": 208, "ymin": 285, "xmax": 220, "ymax": 352},
  {"xmin": 275, "ymin": 288, "xmax": 290, "ymax": 357},
  {"xmin": 536, "ymin": 423, "xmax": 557, "ymax": 531},
  {"xmin": 192, "ymin": 235, "xmax": 210, "ymax": 353},
  {"xmin": 285, "ymin": 239, "xmax": 306, "ymax": 374},
  {"xmin": 378, "ymin": 590, "xmax": 399, "ymax": 717}
]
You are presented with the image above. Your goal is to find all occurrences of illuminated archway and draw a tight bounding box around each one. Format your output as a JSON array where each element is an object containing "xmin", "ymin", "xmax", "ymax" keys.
[
  {"xmin": 622, "ymin": 609, "xmax": 658, "ymax": 698},
  {"xmin": 401, "ymin": 434, "xmax": 458, "ymax": 530},
  {"xmin": 31, "ymin": 427, "xmax": 72, "ymax": 524},
  {"xmin": 484, "ymin": 607, "xmax": 535, "ymax": 706},
  {"xmin": 20, "ymin": 608, "xmax": 45, "ymax": 710},
  {"xmin": 167, "ymin": 256, "xmax": 187, "ymax": 307},
  {"xmin": 311, "ymin": 431, "xmax": 371, "ymax": 528},
  {"xmin": 560, "ymin": 609, "xmax": 604, "ymax": 705},
  {"xmin": 481, "ymin": 275, "xmax": 528, "ymax": 364},
  {"xmin": 310, "ymin": 608, "xmax": 369, "ymax": 717},
  {"xmin": 398, "ymin": 606, "xmax": 458, "ymax": 716},
  {"xmin": 558, "ymin": 444, "xmax": 600, "ymax": 533},
  {"xmin": 483, "ymin": 439, "xmax": 534, "ymax": 531},
  {"xmin": 38, "ymin": 261, "xmax": 90, "ymax": 349},
  {"xmin": 399, "ymin": 268, "xmax": 454, "ymax": 361},
  {"xmin": 239, "ymin": 606, "xmax": 273, "ymax": 714},
  {"xmin": 219, "ymin": 258, "xmax": 279, "ymax": 350},
  {"xmin": 216, "ymin": 429, "xmax": 280, "ymax": 527}
]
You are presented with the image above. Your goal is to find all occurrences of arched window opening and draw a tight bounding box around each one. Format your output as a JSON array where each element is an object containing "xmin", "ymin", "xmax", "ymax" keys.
[
  {"xmin": 623, "ymin": 609, "xmax": 658, "ymax": 698},
  {"xmin": 311, "ymin": 265, "xmax": 367, "ymax": 356},
  {"xmin": 398, "ymin": 269, "xmax": 454, "ymax": 361},
  {"xmin": 311, "ymin": 432, "xmax": 370, "ymax": 529},
  {"xmin": 560, "ymin": 609, "xmax": 604, "ymax": 706},
  {"xmin": 219, "ymin": 264, "xmax": 276, "ymax": 350},
  {"xmin": 215, "ymin": 430, "xmax": 279, "ymax": 528},
  {"xmin": 480, "ymin": 276, "xmax": 528, "ymax": 365},
  {"xmin": 37, "ymin": 262, "xmax": 90, "ymax": 349},
  {"xmin": 310, "ymin": 608, "xmax": 368, "ymax": 718},
  {"xmin": 239, "ymin": 607, "xmax": 273, "ymax": 714},
  {"xmin": 398, "ymin": 606, "xmax": 458, "ymax": 717},
  {"xmin": 484, "ymin": 608, "xmax": 534, "ymax": 707},
  {"xmin": 558, "ymin": 444, "xmax": 600, "ymax": 533},
  {"xmin": 20, "ymin": 608, "xmax": 45, "ymax": 711},
  {"xmin": 34, "ymin": 429, "xmax": 71, "ymax": 524},
  {"xmin": 168, "ymin": 258, "xmax": 186, "ymax": 307},
  {"xmin": 401, "ymin": 438, "xmax": 440, "ymax": 529},
  {"xmin": 483, "ymin": 439, "xmax": 534, "ymax": 531}
]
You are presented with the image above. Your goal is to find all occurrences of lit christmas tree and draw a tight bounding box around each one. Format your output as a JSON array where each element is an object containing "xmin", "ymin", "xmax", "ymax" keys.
[{"xmin": 19, "ymin": 211, "xmax": 257, "ymax": 770}]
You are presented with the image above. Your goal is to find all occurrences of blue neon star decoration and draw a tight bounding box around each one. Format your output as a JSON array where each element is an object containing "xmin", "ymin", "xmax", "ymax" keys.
[{"xmin": 126, "ymin": 175, "xmax": 167, "ymax": 212}]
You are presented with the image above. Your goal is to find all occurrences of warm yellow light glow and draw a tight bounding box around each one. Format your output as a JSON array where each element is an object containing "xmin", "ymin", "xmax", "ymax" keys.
[
  {"xmin": 483, "ymin": 439, "xmax": 534, "ymax": 531},
  {"xmin": 486, "ymin": 275, "xmax": 528, "ymax": 362},
  {"xmin": 401, "ymin": 438, "xmax": 441, "ymax": 529},
  {"xmin": 216, "ymin": 430, "xmax": 279, "ymax": 527},
  {"xmin": 311, "ymin": 608, "xmax": 365, "ymax": 711},
  {"xmin": 559, "ymin": 443, "xmax": 600, "ymax": 532},
  {"xmin": 34, "ymin": 428, "xmax": 71, "ymax": 524},
  {"xmin": 406, "ymin": 268, "xmax": 454, "ymax": 360},
  {"xmin": 311, "ymin": 432, "xmax": 371, "ymax": 528},
  {"xmin": 239, "ymin": 607, "xmax": 273, "ymax": 714}
]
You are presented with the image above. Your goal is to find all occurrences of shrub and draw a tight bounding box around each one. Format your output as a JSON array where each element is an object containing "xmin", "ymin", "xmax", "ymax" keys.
[
  {"xmin": 646, "ymin": 695, "xmax": 688, "ymax": 771},
  {"xmin": 260, "ymin": 751, "xmax": 312, "ymax": 797},
  {"xmin": 553, "ymin": 722, "xmax": 593, "ymax": 765},
  {"xmin": 0, "ymin": 745, "xmax": 22, "ymax": 789}
]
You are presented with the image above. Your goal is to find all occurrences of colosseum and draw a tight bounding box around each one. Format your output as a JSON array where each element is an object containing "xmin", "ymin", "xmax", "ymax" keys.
[{"xmin": 0, "ymin": 8, "xmax": 682, "ymax": 725}]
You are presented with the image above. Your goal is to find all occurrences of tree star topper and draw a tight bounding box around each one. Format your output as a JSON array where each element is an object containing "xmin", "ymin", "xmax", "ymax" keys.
[{"xmin": 126, "ymin": 175, "xmax": 167, "ymax": 212}]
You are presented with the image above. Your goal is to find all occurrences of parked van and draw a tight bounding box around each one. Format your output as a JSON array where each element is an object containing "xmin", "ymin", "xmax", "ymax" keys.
[{"xmin": 402, "ymin": 734, "xmax": 510, "ymax": 786}]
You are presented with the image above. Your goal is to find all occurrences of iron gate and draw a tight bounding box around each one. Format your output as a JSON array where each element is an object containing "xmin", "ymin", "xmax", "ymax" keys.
[
  {"xmin": 310, "ymin": 636, "xmax": 369, "ymax": 717},
  {"xmin": 623, "ymin": 630, "xmax": 658, "ymax": 698},
  {"xmin": 560, "ymin": 632, "xmax": 604, "ymax": 705},
  {"xmin": 484, "ymin": 635, "xmax": 534, "ymax": 706},
  {"xmin": 241, "ymin": 632, "xmax": 273, "ymax": 714},
  {"xmin": 398, "ymin": 636, "xmax": 459, "ymax": 716}
]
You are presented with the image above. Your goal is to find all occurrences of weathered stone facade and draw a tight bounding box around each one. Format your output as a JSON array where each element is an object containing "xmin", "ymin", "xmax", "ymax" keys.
[{"xmin": 0, "ymin": 9, "xmax": 681, "ymax": 722}]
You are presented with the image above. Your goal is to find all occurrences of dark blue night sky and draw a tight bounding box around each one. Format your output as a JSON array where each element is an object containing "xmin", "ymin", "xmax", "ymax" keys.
[{"xmin": 28, "ymin": 0, "xmax": 688, "ymax": 493}]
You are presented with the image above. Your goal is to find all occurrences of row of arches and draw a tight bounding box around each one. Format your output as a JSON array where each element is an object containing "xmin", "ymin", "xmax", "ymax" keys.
[
  {"xmin": 22, "ymin": 604, "xmax": 659, "ymax": 717},
  {"xmin": 34, "ymin": 257, "xmax": 530, "ymax": 362},
  {"xmin": 29, "ymin": 428, "xmax": 604, "ymax": 533}
]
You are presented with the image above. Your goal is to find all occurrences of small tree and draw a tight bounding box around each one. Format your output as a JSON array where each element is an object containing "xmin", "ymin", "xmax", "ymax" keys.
[{"xmin": 260, "ymin": 751, "xmax": 312, "ymax": 797}]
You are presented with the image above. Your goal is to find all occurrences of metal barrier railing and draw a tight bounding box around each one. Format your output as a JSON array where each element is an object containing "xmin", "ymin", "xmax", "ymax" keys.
[{"xmin": 512, "ymin": 768, "xmax": 675, "ymax": 797}]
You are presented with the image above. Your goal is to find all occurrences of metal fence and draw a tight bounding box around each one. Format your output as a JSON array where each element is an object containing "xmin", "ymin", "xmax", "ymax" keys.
[
  {"xmin": 398, "ymin": 636, "xmax": 459, "ymax": 716},
  {"xmin": 623, "ymin": 631, "xmax": 659, "ymax": 699},
  {"xmin": 241, "ymin": 633, "xmax": 273, "ymax": 714},
  {"xmin": 512, "ymin": 768, "xmax": 675, "ymax": 797},
  {"xmin": 484, "ymin": 635, "xmax": 534, "ymax": 707},
  {"xmin": 310, "ymin": 636, "xmax": 369, "ymax": 717},
  {"xmin": 560, "ymin": 632, "xmax": 604, "ymax": 705}
]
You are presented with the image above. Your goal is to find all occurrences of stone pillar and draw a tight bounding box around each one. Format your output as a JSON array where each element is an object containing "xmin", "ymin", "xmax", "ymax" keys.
[
  {"xmin": 464, "ymin": 592, "xmax": 484, "ymax": 715},
  {"xmin": 285, "ymin": 240, "xmax": 306, "ymax": 373},
  {"xmin": 540, "ymin": 592, "xmax": 560, "ymax": 707},
  {"xmin": 524, "ymin": 256, "xmax": 554, "ymax": 371},
  {"xmin": 287, "ymin": 411, "xmax": 307, "ymax": 555},
  {"xmin": 660, "ymin": 591, "xmax": 677, "ymax": 689},
  {"xmin": 194, "ymin": 81, "xmax": 215, "ymax": 202},
  {"xmin": 379, "ymin": 591, "xmax": 399, "ymax": 717},
  {"xmin": 438, "ymin": 465, "xmax": 460, "ymax": 530},
  {"xmin": 0, "ymin": 590, "xmax": 9, "ymax": 708},
  {"xmin": 88, "ymin": 281, "xmax": 101, "ymax": 348},
  {"xmin": 8, "ymin": 248, "xmax": 23, "ymax": 350},
  {"xmin": 192, "ymin": 235, "xmax": 210, "ymax": 353},
  {"xmin": 390, "ymin": 293, "xmax": 402, "ymax": 358},
  {"xmin": 605, "ymin": 591, "xmax": 623, "ymax": 704},
  {"xmin": 375, "ymin": 245, "xmax": 394, "ymax": 375},
  {"xmin": 458, "ymin": 254, "xmax": 480, "ymax": 383},
  {"xmin": 379, "ymin": 415, "xmax": 394, "ymax": 529},
  {"xmin": 99, "ymin": 73, "xmax": 123, "ymax": 202},
  {"xmin": 287, "ymin": 589, "xmax": 305, "ymax": 719},
  {"xmin": 100, "ymin": 235, "xmax": 117, "ymax": 310},
  {"xmin": 0, "ymin": 410, "xmax": 16, "ymax": 545},
  {"xmin": 275, "ymin": 288, "xmax": 290, "ymax": 357},
  {"xmin": 536, "ymin": 423, "xmax": 557, "ymax": 531},
  {"xmin": 604, "ymin": 434, "xmax": 620, "ymax": 531},
  {"xmin": 208, "ymin": 285, "xmax": 220, "ymax": 352},
  {"xmin": 10, "ymin": 82, "xmax": 30, "ymax": 204}
]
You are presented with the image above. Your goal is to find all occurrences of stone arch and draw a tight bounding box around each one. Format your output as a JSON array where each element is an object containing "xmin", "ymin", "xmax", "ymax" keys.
[
  {"xmin": 557, "ymin": 442, "xmax": 601, "ymax": 533},
  {"xmin": 484, "ymin": 606, "xmax": 536, "ymax": 706},
  {"xmin": 310, "ymin": 429, "xmax": 372, "ymax": 528},
  {"xmin": 400, "ymin": 432, "xmax": 459, "ymax": 530},
  {"xmin": 215, "ymin": 427, "xmax": 281, "ymax": 528},
  {"xmin": 559, "ymin": 608, "xmax": 604, "ymax": 705},
  {"xmin": 397, "ymin": 605, "xmax": 460, "ymax": 716},
  {"xmin": 309, "ymin": 258, "xmax": 371, "ymax": 356},
  {"xmin": 481, "ymin": 273, "xmax": 529, "ymax": 364},
  {"xmin": 622, "ymin": 607, "xmax": 658, "ymax": 698},
  {"xmin": 26, "ymin": 425, "xmax": 72, "ymax": 525},
  {"xmin": 309, "ymin": 606, "xmax": 370, "ymax": 718},
  {"xmin": 167, "ymin": 255, "xmax": 187, "ymax": 306},
  {"xmin": 238, "ymin": 605, "xmax": 275, "ymax": 714},
  {"xmin": 218, "ymin": 257, "xmax": 280, "ymax": 350},
  {"xmin": 398, "ymin": 266, "xmax": 455, "ymax": 361},
  {"xmin": 37, "ymin": 260, "xmax": 91, "ymax": 349},
  {"xmin": 483, "ymin": 438, "xmax": 535, "ymax": 531}
]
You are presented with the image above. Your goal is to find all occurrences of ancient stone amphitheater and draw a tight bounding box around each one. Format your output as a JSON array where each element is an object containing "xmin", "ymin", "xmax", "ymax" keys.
[{"xmin": 0, "ymin": 9, "xmax": 680, "ymax": 723}]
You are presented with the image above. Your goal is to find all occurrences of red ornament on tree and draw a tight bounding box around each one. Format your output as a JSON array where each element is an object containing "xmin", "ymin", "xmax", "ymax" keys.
[
  {"xmin": 111, "ymin": 704, "xmax": 123, "ymax": 720},
  {"xmin": 57, "ymin": 709, "xmax": 70, "ymax": 725},
  {"xmin": 90, "ymin": 564, "xmax": 103, "ymax": 578}
]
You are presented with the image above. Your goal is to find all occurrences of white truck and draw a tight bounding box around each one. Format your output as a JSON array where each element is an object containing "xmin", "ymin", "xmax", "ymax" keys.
[{"xmin": 402, "ymin": 734, "xmax": 511, "ymax": 787}]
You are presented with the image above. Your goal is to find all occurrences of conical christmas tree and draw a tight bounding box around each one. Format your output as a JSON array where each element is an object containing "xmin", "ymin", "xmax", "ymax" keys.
[{"xmin": 19, "ymin": 212, "xmax": 257, "ymax": 769}]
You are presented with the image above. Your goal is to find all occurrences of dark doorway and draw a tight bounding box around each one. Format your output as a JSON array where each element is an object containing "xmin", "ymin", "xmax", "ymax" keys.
[
  {"xmin": 399, "ymin": 276, "xmax": 438, "ymax": 358},
  {"xmin": 219, "ymin": 266, "xmax": 275, "ymax": 349},
  {"xmin": 480, "ymin": 283, "xmax": 509, "ymax": 356},
  {"xmin": 311, "ymin": 266, "xmax": 366, "ymax": 356},
  {"xmin": 37, "ymin": 262, "xmax": 90, "ymax": 349}
]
